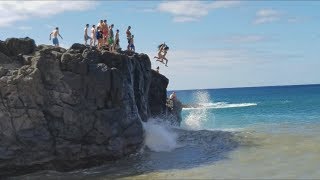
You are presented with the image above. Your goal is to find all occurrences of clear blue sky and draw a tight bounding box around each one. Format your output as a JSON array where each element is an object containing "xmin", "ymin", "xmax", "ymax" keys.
[{"xmin": 1, "ymin": 1, "xmax": 319, "ymax": 90}]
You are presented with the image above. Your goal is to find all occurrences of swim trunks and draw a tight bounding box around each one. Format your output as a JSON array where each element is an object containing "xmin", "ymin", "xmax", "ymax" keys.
[
  {"xmin": 108, "ymin": 38, "xmax": 114, "ymax": 45},
  {"xmin": 84, "ymin": 35, "xmax": 91, "ymax": 41},
  {"xmin": 53, "ymin": 37, "xmax": 59, "ymax": 45}
]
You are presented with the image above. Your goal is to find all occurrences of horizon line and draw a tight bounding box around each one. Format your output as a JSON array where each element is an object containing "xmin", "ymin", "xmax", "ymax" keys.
[{"xmin": 168, "ymin": 83, "xmax": 320, "ymax": 92}]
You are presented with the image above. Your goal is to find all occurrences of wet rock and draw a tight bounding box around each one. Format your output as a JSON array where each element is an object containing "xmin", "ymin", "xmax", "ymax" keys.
[{"xmin": 149, "ymin": 70, "xmax": 169, "ymax": 116}]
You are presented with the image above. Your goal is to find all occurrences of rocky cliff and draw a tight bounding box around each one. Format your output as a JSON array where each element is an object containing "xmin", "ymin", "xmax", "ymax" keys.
[{"xmin": 0, "ymin": 37, "xmax": 173, "ymax": 177}]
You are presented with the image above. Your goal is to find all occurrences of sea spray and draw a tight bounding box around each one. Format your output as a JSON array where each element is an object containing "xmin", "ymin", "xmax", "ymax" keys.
[
  {"xmin": 183, "ymin": 102, "xmax": 257, "ymax": 110},
  {"xmin": 184, "ymin": 91, "xmax": 213, "ymax": 130},
  {"xmin": 143, "ymin": 119, "xmax": 178, "ymax": 152}
]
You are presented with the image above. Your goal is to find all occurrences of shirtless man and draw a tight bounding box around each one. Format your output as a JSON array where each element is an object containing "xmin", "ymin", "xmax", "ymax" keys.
[
  {"xmin": 129, "ymin": 35, "xmax": 135, "ymax": 52},
  {"xmin": 126, "ymin": 26, "xmax": 131, "ymax": 51},
  {"xmin": 96, "ymin": 26, "xmax": 103, "ymax": 50},
  {"xmin": 84, "ymin": 24, "xmax": 91, "ymax": 46},
  {"xmin": 102, "ymin": 20, "xmax": 109, "ymax": 46},
  {"xmin": 97, "ymin": 20, "xmax": 104, "ymax": 45},
  {"xmin": 91, "ymin": 25, "xmax": 96, "ymax": 47},
  {"xmin": 115, "ymin": 29, "xmax": 120, "ymax": 50},
  {"xmin": 97, "ymin": 20, "xmax": 103, "ymax": 29},
  {"xmin": 169, "ymin": 92, "xmax": 176, "ymax": 100},
  {"xmin": 49, "ymin": 27, "xmax": 63, "ymax": 47},
  {"xmin": 108, "ymin": 24, "xmax": 114, "ymax": 51}
]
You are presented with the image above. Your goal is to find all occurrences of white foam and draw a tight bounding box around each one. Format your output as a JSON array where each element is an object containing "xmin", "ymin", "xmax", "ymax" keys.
[
  {"xmin": 207, "ymin": 127, "xmax": 243, "ymax": 132},
  {"xmin": 183, "ymin": 102, "xmax": 257, "ymax": 110},
  {"xmin": 184, "ymin": 91, "xmax": 211, "ymax": 130},
  {"xmin": 143, "ymin": 119, "xmax": 178, "ymax": 152}
]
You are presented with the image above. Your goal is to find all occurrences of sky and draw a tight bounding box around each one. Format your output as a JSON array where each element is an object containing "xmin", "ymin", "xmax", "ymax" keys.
[{"xmin": 0, "ymin": 1, "xmax": 319, "ymax": 90}]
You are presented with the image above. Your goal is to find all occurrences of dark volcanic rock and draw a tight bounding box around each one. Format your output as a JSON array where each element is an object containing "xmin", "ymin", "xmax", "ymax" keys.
[
  {"xmin": 167, "ymin": 98, "xmax": 183, "ymax": 126},
  {"xmin": 0, "ymin": 40, "xmax": 10, "ymax": 56},
  {"xmin": 5, "ymin": 37, "xmax": 36, "ymax": 56},
  {"xmin": 149, "ymin": 70, "xmax": 169, "ymax": 116},
  {"xmin": 0, "ymin": 37, "xmax": 179, "ymax": 177}
]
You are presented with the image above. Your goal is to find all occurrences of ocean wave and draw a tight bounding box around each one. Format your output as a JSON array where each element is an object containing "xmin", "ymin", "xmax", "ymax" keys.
[
  {"xmin": 183, "ymin": 102, "xmax": 257, "ymax": 110},
  {"xmin": 207, "ymin": 127, "xmax": 244, "ymax": 132}
]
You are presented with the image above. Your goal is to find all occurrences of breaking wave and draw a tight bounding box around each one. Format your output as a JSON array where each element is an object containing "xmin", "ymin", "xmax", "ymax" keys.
[{"xmin": 183, "ymin": 102, "xmax": 257, "ymax": 110}]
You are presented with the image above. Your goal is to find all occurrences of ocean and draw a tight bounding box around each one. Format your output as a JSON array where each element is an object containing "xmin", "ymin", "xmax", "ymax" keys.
[{"xmin": 18, "ymin": 84, "xmax": 320, "ymax": 179}]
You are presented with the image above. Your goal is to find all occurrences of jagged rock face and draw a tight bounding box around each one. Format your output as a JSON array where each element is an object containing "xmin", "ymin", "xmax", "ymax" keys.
[
  {"xmin": 0, "ymin": 38, "xmax": 166, "ymax": 177},
  {"xmin": 167, "ymin": 99, "xmax": 183, "ymax": 126},
  {"xmin": 149, "ymin": 70, "xmax": 169, "ymax": 116},
  {"xmin": 148, "ymin": 71, "xmax": 182, "ymax": 125},
  {"xmin": 3, "ymin": 37, "xmax": 36, "ymax": 56}
]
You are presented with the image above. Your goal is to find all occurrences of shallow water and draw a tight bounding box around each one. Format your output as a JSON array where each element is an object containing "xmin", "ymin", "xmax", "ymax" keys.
[
  {"xmin": 18, "ymin": 123, "xmax": 320, "ymax": 179},
  {"xmin": 128, "ymin": 124, "xmax": 320, "ymax": 179}
]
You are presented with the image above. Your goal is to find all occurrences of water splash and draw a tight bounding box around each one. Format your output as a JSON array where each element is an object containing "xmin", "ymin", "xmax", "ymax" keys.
[
  {"xmin": 184, "ymin": 91, "xmax": 212, "ymax": 130},
  {"xmin": 143, "ymin": 119, "xmax": 178, "ymax": 152}
]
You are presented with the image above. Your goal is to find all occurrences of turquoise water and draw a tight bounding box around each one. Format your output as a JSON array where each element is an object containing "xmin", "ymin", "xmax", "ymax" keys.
[
  {"xmin": 19, "ymin": 84, "xmax": 320, "ymax": 179},
  {"xmin": 176, "ymin": 84, "xmax": 320, "ymax": 130}
]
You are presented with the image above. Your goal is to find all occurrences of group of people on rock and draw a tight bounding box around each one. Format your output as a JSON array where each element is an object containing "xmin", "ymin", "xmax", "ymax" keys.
[
  {"xmin": 126, "ymin": 26, "xmax": 135, "ymax": 52},
  {"xmin": 49, "ymin": 22, "xmax": 169, "ymax": 69},
  {"xmin": 84, "ymin": 20, "xmax": 121, "ymax": 52},
  {"xmin": 49, "ymin": 22, "xmax": 134, "ymax": 53},
  {"xmin": 85, "ymin": 21, "xmax": 135, "ymax": 52}
]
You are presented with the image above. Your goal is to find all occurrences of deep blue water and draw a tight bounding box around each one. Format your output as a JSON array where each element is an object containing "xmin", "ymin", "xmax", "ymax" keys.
[{"xmin": 171, "ymin": 84, "xmax": 320, "ymax": 129}]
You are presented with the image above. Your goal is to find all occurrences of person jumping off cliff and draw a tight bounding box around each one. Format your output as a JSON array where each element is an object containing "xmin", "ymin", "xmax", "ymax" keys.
[
  {"xmin": 49, "ymin": 27, "xmax": 63, "ymax": 47},
  {"xmin": 154, "ymin": 43, "xmax": 169, "ymax": 67}
]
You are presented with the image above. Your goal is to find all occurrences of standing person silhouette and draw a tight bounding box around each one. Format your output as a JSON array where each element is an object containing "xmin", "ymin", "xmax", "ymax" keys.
[
  {"xmin": 84, "ymin": 24, "xmax": 91, "ymax": 46},
  {"xmin": 49, "ymin": 27, "xmax": 63, "ymax": 47},
  {"xmin": 115, "ymin": 29, "xmax": 120, "ymax": 50},
  {"xmin": 126, "ymin": 26, "xmax": 132, "ymax": 51},
  {"xmin": 90, "ymin": 25, "xmax": 96, "ymax": 47}
]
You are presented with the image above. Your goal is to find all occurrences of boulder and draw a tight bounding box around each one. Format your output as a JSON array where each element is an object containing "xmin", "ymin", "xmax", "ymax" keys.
[
  {"xmin": 149, "ymin": 70, "xmax": 169, "ymax": 116},
  {"xmin": 5, "ymin": 37, "xmax": 36, "ymax": 56},
  {"xmin": 0, "ymin": 40, "xmax": 10, "ymax": 56}
]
